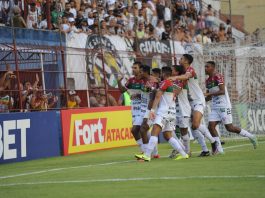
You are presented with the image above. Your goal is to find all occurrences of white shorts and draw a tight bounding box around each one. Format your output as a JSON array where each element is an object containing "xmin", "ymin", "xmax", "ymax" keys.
[
  {"xmin": 209, "ymin": 108, "xmax": 233, "ymax": 125},
  {"xmin": 132, "ymin": 114, "xmax": 144, "ymax": 126},
  {"xmin": 191, "ymin": 103, "xmax": 205, "ymax": 115},
  {"xmin": 154, "ymin": 114, "xmax": 176, "ymax": 132},
  {"xmin": 176, "ymin": 116, "xmax": 190, "ymax": 128}
]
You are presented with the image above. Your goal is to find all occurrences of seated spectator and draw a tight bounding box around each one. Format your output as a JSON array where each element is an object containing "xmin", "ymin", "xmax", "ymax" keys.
[
  {"xmin": 67, "ymin": 90, "xmax": 81, "ymax": 108},
  {"xmin": 12, "ymin": 6, "xmax": 26, "ymax": 28}
]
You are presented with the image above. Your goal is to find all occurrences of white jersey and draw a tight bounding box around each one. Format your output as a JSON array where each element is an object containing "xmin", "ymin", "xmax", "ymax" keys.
[
  {"xmin": 175, "ymin": 80, "xmax": 191, "ymax": 117},
  {"xmin": 140, "ymin": 79, "xmax": 159, "ymax": 117},
  {"xmin": 186, "ymin": 66, "xmax": 206, "ymax": 107},
  {"xmin": 156, "ymin": 79, "xmax": 177, "ymax": 119},
  {"xmin": 125, "ymin": 77, "xmax": 143, "ymax": 117},
  {"xmin": 206, "ymin": 72, "xmax": 231, "ymax": 109}
]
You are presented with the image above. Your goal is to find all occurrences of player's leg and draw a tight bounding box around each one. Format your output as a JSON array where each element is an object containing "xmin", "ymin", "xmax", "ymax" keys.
[
  {"xmin": 208, "ymin": 121, "xmax": 224, "ymax": 154},
  {"xmin": 135, "ymin": 115, "xmax": 164, "ymax": 161},
  {"xmin": 163, "ymin": 131, "xmax": 188, "ymax": 160},
  {"xmin": 139, "ymin": 118, "xmax": 149, "ymax": 152},
  {"xmin": 191, "ymin": 106, "xmax": 210, "ymax": 156},
  {"xmin": 131, "ymin": 125, "xmax": 143, "ymax": 151},
  {"xmin": 224, "ymin": 124, "xmax": 257, "ymax": 149}
]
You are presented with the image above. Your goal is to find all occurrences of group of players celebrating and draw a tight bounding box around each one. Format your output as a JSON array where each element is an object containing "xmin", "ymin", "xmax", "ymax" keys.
[{"xmin": 118, "ymin": 54, "xmax": 258, "ymax": 162}]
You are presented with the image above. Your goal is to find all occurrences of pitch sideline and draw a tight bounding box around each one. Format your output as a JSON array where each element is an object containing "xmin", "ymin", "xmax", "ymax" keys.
[{"xmin": 0, "ymin": 142, "xmax": 263, "ymax": 180}]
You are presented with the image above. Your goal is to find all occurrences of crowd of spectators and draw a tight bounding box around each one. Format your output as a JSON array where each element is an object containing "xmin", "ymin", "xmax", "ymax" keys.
[
  {"xmin": 0, "ymin": 0, "xmax": 234, "ymax": 44},
  {"xmin": 0, "ymin": 64, "xmax": 120, "ymax": 112}
]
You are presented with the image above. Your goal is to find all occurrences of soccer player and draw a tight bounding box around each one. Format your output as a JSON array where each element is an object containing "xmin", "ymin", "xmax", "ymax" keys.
[
  {"xmin": 139, "ymin": 65, "xmax": 160, "ymax": 158},
  {"xmin": 169, "ymin": 65, "xmax": 192, "ymax": 158},
  {"xmin": 169, "ymin": 54, "xmax": 218, "ymax": 156},
  {"xmin": 204, "ymin": 61, "xmax": 258, "ymax": 151},
  {"xmin": 135, "ymin": 66, "xmax": 189, "ymax": 162},
  {"xmin": 118, "ymin": 62, "xmax": 144, "ymax": 151}
]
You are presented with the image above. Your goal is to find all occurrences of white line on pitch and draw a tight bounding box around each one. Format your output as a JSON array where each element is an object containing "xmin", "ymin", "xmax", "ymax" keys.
[
  {"xmin": 0, "ymin": 175, "xmax": 264, "ymax": 187},
  {"xmin": 0, "ymin": 142, "xmax": 261, "ymax": 180}
]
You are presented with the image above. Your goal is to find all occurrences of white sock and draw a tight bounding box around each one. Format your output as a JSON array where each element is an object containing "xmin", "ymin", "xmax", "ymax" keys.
[
  {"xmin": 239, "ymin": 129, "xmax": 254, "ymax": 139},
  {"xmin": 136, "ymin": 138, "xmax": 144, "ymax": 152},
  {"xmin": 213, "ymin": 137, "xmax": 224, "ymax": 153},
  {"xmin": 168, "ymin": 137, "xmax": 187, "ymax": 157},
  {"xmin": 145, "ymin": 136, "xmax": 158, "ymax": 158},
  {"xmin": 147, "ymin": 132, "xmax": 158, "ymax": 155},
  {"xmin": 181, "ymin": 134, "xmax": 190, "ymax": 154},
  {"xmin": 198, "ymin": 124, "xmax": 215, "ymax": 143},
  {"xmin": 142, "ymin": 144, "xmax": 148, "ymax": 153},
  {"xmin": 193, "ymin": 130, "xmax": 209, "ymax": 152},
  {"xmin": 152, "ymin": 144, "xmax": 159, "ymax": 155}
]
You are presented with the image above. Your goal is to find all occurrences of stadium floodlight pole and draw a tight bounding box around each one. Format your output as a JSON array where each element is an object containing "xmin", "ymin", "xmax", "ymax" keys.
[
  {"xmin": 96, "ymin": 1, "xmax": 109, "ymax": 106},
  {"xmin": 10, "ymin": 12, "xmax": 23, "ymax": 111}
]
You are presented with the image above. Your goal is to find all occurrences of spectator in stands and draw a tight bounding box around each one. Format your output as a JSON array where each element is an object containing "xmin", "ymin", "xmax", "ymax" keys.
[
  {"xmin": 204, "ymin": 4, "xmax": 214, "ymax": 29},
  {"xmin": 37, "ymin": 14, "xmax": 47, "ymax": 29},
  {"xmin": 0, "ymin": 89, "xmax": 14, "ymax": 113},
  {"xmin": 89, "ymin": 85, "xmax": 117, "ymax": 107},
  {"xmin": 196, "ymin": 28, "xmax": 211, "ymax": 44},
  {"xmin": 69, "ymin": 0, "xmax": 77, "ymax": 18},
  {"xmin": 218, "ymin": 25, "xmax": 227, "ymax": 42},
  {"xmin": 155, "ymin": 20, "xmax": 165, "ymax": 39},
  {"xmin": 26, "ymin": 2, "xmax": 38, "ymax": 29},
  {"xmin": 161, "ymin": 22, "xmax": 171, "ymax": 40},
  {"xmin": 63, "ymin": 3, "xmax": 74, "ymax": 18},
  {"xmin": 173, "ymin": 25, "xmax": 185, "ymax": 42},
  {"xmin": 60, "ymin": 16, "xmax": 70, "ymax": 33},
  {"xmin": 156, "ymin": 0, "xmax": 165, "ymax": 21},
  {"xmin": 11, "ymin": 6, "xmax": 26, "ymax": 28},
  {"xmin": 80, "ymin": 18, "xmax": 92, "ymax": 34},
  {"xmin": 75, "ymin": 10, "xmax": 84, "ymax": 29},
  {"xmin": 29, "ymin": 86, "xmax": 43, "ymax": 111},
  {"xmin": 67, "ymin": 90, "xmax": 81, "ymax": 108},
  {"xmin": 136, "ymin": 22, "xmax": 145, "ymax": 39},
  {"xmin": 51, "ymin": 3, "xmax": 63, "ymax": 29}
]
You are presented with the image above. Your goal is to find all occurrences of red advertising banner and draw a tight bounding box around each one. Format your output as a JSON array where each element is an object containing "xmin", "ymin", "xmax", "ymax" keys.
[{"xmin": 61, "ymin": 106, "xmax": 135, "ymax": 155}]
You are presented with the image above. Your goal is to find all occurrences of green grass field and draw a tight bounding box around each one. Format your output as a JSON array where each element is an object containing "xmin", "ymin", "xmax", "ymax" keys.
[{"xmin": 0, "ymin": 138, "xmax": 264, "ymax": 198}]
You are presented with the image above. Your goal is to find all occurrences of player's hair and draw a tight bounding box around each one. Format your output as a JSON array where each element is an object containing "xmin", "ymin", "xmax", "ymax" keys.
[
  {"xmin": 140, "ymin": 64, "xmax": 151, "ymax": 75},
  {"xmin": 152, "ymin": 68, "xmax": 161, "ymax": 75},
  {"xmin": 206, "ymin": 61, "xmax": 216, "ymax": 67},
  {"xmin": 172, "ymin": 65, "xmax": 185, "ymax": 75},
  {"xmin": 133, "ymin": 61, "xmax": 142, "ymax": 67},
  {"xmin": 161, "ymin": 66, "xmax": 172, "ymax": 76},
  {"xmin": 183, "ymin": 54, "xmax": 193, "ymax": 64}
]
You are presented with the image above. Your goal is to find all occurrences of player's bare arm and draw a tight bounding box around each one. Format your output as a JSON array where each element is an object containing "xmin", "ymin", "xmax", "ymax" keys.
[
  {"xmin": 150, "ymin": 89, "xmax": 163, "ymax": 120},
  {"xmin": 205, "ymin": 84, "xmax": 225, "ymax": 97},
  {"xmin": 168, "ymin": 72, "xmax": 192, "ymax": 81}
]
